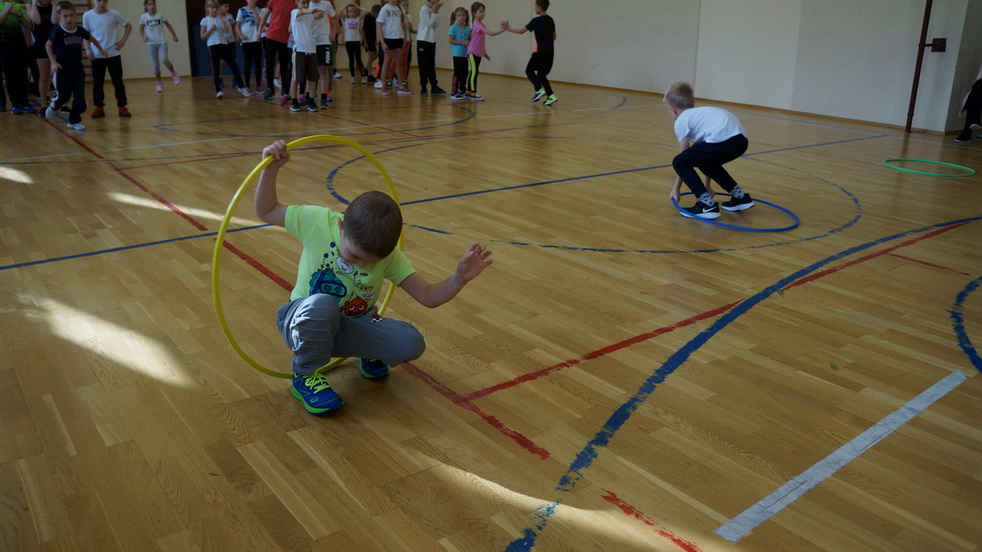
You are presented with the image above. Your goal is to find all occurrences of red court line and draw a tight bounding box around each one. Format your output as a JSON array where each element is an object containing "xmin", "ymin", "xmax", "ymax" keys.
[
  {"xmin": 465, "ymin": 301, "xmax": 742, "ymax": 401},
  {"xmin": 43, "ymin": 118, "xmax": 291, "ymax": 288},
  {"xmin": 601, "ymin": 490, "xmax": 702, "ymax": 552},
  {"xmin": 401, "ymin": 363, "xmax": 551, "ymax": 459},
  {"xmin": 888, "ymin": 253, "xmax": 973, "ymax": 276},
  {"xmin": 782, "ymin": 222, "xmax": 969, "ymax": 292}
]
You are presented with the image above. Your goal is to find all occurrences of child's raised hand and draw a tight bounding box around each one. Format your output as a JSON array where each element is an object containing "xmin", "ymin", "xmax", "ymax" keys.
[
  {"xmin": 455, "ymin": 242, "xmax": 493, "ymax": 282},
  {"xmin": 500, "ymin": 19, "xmax": 508, "ymax": 29},
  {"xmin": 262, "ymin": 140, "xmax": 290, "ymax": 168}
]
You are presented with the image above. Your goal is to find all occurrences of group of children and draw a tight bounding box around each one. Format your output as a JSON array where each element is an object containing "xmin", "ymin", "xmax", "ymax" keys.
[{"xmin": 0, "ymin": 0, "xmax": 143, "ymax": 127}]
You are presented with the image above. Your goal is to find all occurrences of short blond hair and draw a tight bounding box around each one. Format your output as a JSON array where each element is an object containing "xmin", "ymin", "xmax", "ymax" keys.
[{"xmin": 665, "ymin": 82, "xmax": 695, "ymax": 110}]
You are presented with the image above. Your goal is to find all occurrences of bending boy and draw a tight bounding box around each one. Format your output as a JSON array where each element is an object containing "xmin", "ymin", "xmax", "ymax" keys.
[
  {"xmin": 254, "ymin": 140, "xmax": 493, "ymax": 414},
  {"xmin": 665, "ymin": 81, "xmax": 754, "ymax": 219}
]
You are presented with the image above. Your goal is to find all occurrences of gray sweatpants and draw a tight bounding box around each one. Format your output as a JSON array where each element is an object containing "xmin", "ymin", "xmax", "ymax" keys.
[{"xmin": 276, "ymin": 294, "xmax": 426, "ymax": 376}]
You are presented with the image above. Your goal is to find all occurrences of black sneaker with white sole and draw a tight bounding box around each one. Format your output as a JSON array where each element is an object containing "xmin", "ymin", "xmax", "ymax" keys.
[
  {"xmin": 955, "ymin": 132, "xmax": 972, "ymax": 143},
  {"xmin": 680, "ymin": 201, "xmax": 720, "ymax": 219},
  {"xmin": 721, "ymin": 194, "xmax": 755, "ymax": 211}
]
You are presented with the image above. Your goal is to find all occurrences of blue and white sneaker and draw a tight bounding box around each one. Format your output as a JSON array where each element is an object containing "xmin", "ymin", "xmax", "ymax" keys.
[
  {"xmin": 358, "ymin": 358, "xmax": 390, "ymax": 379},
  {"xmin": 291, "ymin": 373, "xmax": 343, "ymax": 414}
]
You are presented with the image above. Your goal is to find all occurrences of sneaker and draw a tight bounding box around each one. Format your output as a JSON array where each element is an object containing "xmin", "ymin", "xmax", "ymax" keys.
[
  {"xmin": 359, "ymin": 358, "xmax": 390, "ymax": 379},
  {"xmin": 431, "ymin": 87, "xmax": 446, "ymax": 95},
  {"xmin": 237, "ymin": 87, "xmax": 251, "ymax": 97},
  {"xmin": 334, "ymin": 71, "xmax": 341, "ymax": 79},
  {"xmin": 11, "ymin": 105, "xmax": 24, "ymax": 115},
  {"xmin": 971, "ymin": 123, "xmax": 981, "ymax": 130},
  {"xmin": 290, "ymin": 101, "xmax": 302, "ymax": 112},
  {"xmin": 278, "ymin": 94, "xmax": 290, "ymax": 106},
  {"xmin": 307, "ymin": 99, "xmax": 318, "ymax": 112},
  {"xmin": 544, "ymin": 95, "xmax": 558, "ymax": 106},
  {"xmin": 319, "ymin": 98, "xmax": 330, "ymax": 109},
  {"xmin": 532, "ymin": 89, "xmax": 546, "ymax": 102},
  {"xmin": 721, "ymin": 194, "xmax": 755, "ymax": 212},
  {"xmin": 680, "ymin": 201, "xmax": 720, "ymax": 219},
  {"xmin": 396, "ymin": 87, "xmax": 414, "ymax": 95},
  {"xmin": 955, "ymin": 132, "xmax": 972, "ymax": 143},
  {"xmin": 66, "ymin": 122, "xmax": 85, "ymax": 130},
  {"xmin": 44, "ymin": 105, "xmax": 56, "ymax": 119},
  {"xmin": 291, "ymin": 373, "xmax": 343, "ymax": 414},
  {"xmin": 361, "ymin": 76, "xmax": 367, "ymax": 84},
  {"xmin": 274, "ymin": 78, "xmax": 281, "ymax": 89},
  {"xmin": 467, "ymin": 92, "xmax": 484, "ymax": 102},
  {"xmin": 92, "ymin": 106, "xmax": 105, "ymax": 118},
  {"xmin": 374, "ymin": 80, "xmax": 383, "ymax": 89},
  {"xmin": 263, "ymin": 89, "xmax": 275, "ymax": 101},
  {"xmin": 450, "ymin": 92, "xmax": 464, "ymax": 100},
  {"xmin": 350, "ymin": 76, "xmax": 356, "ymax": 84},
  {"xmin": 118, "ymin": 106, "xmax": 131, "ymax": 117},
  {"xmin": 324, "ymin": 93, "xmax": 333, "ymax": 102},
  {"xmin": 172, "ymin": 72, "xmax": 181, "ymax": 85},
  {"xmin": 155, "ymin": 82, "xmax": 163, "ymax": 93},
  {"xmin": 216, "ymin": 91, "xmax": 224, "ymax": 99},
  {"xmin": 420, "ymin": 89, "xmax": 428, "ymax": 97}
]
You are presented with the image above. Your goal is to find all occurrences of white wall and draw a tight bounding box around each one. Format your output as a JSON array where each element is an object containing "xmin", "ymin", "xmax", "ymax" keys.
[{"xmin": 117, "ymin": 0, "xmax": 976, "ymax": 133}]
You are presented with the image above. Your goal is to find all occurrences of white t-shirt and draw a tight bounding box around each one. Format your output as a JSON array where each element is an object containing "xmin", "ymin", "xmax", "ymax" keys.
[
  {"xmin": 674, "ymin": 106, "xmax": 747, "ymax": 144},
  {"xmin": 417, "ymin": 4, "xmax": 439, "ymax": 43},
  {"xmin": 291, "ymin": 9, "xmax": 316, "ymax": 53},
  {"xmin": 236, "ymin": 7, "xmax": 260, "ymax": 43},
  {"xmin": 82, "ymin": 9, "xmax": 127, "ymax": 58},
  {"xmin": 377, "ymin": 3, "xmax": 403, "ymax": 40},
  {"xmin": 200, "ymin": 16, "xmax": 225, "ymax": 47},
  {"xmin": 140, "ymin": 12, "xmax": 167, "ymax": 45},
  {"xmin": 308, "ymin": 0, "xmax": 335, "ymax": 45},
  {"xmin": 343, "ymin": 17, "xmax": 360, "ymax": 42}
]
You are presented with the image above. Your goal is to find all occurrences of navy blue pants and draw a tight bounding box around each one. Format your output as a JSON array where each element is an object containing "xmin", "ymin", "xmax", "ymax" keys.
[{"xmin": 673, "ymin": 134, "xmax": 749, "ymax": 200}]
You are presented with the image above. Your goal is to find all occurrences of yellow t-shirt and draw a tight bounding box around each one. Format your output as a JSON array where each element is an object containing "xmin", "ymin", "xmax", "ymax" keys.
[{"xmin": 285, "ymin": 205, "xmax": 415, "ymax": 315}]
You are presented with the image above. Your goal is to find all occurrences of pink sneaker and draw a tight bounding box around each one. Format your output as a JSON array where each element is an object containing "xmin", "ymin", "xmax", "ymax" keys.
[
  {"xmin": 171, "ymin": 72, "xmax": 181, "ymax": 85},
  {"xmin": 396, "ymin": 87, "xmax": 414, "ymax": 95},
  {"xmin": 278, "ymin": 94, "xmax": 290, "ymax": 106},
  {"xmin": 378, "ymin": 87, "xmax": 391, "ymax": 96},
  {"xmin": 155, "ymin": 82, "xmax": 163, "ymax": 93}
]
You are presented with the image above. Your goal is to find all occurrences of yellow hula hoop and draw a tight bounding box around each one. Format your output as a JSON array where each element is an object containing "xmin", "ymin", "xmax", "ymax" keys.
[{"xmin": 211, "ymin": 135, "xmax": 401, "ymax": 379}]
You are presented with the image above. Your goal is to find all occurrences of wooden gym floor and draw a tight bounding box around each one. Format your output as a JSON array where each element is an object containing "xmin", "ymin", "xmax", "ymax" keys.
[{"xmin": 1, "ymin": 70, "xmax": 981, "ymax": 552}]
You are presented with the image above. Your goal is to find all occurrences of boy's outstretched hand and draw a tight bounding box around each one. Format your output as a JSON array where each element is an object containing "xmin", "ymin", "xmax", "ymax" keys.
[
  {"xmin": 262, "ymin": 140, "xmax": 290, "ymax": 169},
  {"xmin": 455, "ymin": 242, "xmax": 493, "ymax": 282}
]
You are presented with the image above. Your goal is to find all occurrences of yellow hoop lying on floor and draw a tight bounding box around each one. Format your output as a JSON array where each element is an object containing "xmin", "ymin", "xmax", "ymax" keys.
[{"xmin": 211, "ymin": 135, "xmax": 401, "ymax": 379}]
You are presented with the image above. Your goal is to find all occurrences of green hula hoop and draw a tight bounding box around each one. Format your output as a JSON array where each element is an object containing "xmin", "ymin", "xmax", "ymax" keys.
[
  {"xmin": 883, "ymin": 158, "xmax": 975, "ymax": 177},
  {"xmin": 211, "ymin": 135, "xmax": 401, "ymax": 379}
]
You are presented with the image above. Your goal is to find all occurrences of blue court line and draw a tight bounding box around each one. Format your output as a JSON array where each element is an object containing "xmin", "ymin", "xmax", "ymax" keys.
[
  {"xmin": 503, "ymin": 215, "xmax": 981, "ymax": 551},
  {"xmin": 2, "ymin": 134, "xmax": 873, "ymax": 271},
  {"xmin": 0, "ymin": 225, "xmax": 268, "ymax": 272},
  {"xmin": 950, "ymin": 275, "xmax": 982, "ymax": 373}
]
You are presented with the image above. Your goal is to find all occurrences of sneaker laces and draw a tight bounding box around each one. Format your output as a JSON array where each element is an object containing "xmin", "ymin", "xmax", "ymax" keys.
[{"xmin": 304, "ymin": 373, "xmax": 332, "ymax": 392}]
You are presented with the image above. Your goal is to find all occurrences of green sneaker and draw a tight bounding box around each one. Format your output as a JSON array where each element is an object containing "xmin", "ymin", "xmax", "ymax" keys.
[
  {"xmin": 544, "ymin": 95, "xmax": 558, "ymax": 106},
  {"xmin": 358, "ymin": 358, "xmax": 390, "ymax": 379},
  {"xmin": 532, "ymin": 89, "xmax": 546, "ymax": 102},
  {"xmin": 291, "ymin": 373, "xmax": 343, "ymax": 414}
]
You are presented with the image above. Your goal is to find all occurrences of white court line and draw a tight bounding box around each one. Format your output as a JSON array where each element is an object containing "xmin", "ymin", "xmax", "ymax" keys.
[{"xmin": 715, "ymin": 369, "xmax": 968, "ymax": 543}]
